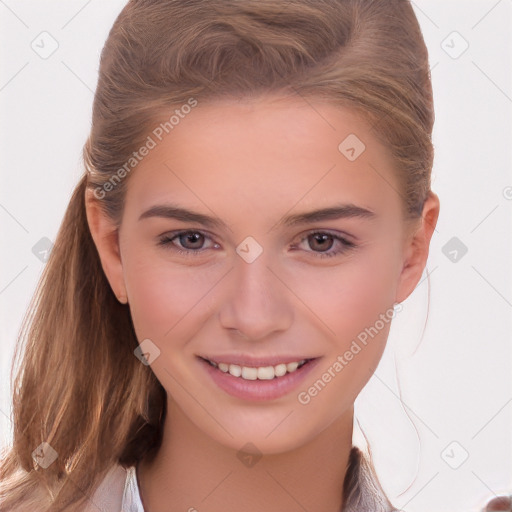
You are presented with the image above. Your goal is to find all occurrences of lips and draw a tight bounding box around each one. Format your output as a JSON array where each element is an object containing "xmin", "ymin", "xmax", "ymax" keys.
[{"xmin": 198, "ymin": 355, "xmax": 321, "ymax": 401}]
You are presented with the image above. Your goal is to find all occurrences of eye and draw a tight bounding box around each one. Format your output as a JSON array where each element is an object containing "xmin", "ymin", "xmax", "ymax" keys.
[
  {"xmin": 293, "ymin": 231, "xmax": 356, "ymax": 259},
  {"xmin": 157, "ymin": 229, "xmax": 356, "ymax": 259},
  {"xmin": 157, "ymin": 230, "xmax": 219, "ymax": 256}
]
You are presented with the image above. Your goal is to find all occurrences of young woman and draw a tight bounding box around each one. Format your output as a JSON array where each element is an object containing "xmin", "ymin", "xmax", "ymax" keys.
[{"xmin": 0, "ymin": 0, "xmax": 447, "ymax": 511}]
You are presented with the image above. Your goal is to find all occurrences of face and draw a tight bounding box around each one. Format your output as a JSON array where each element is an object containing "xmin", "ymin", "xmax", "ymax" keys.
[{"xmin": 88, "ymin": 94, "xmax": 433, "ymax": 454}]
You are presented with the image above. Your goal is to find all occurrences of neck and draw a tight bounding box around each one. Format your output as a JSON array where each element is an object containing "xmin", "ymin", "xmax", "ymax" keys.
[{"xmin": 138, "ymin": 400, "xmax": 354, "ymax": 512}]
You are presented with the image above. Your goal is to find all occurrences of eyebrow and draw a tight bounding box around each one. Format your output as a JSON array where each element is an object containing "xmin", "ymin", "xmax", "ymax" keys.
[
  {"xmin": 138, "ymin": 203, "xmax": 376, "ymax": 230},
  {"xmin": 275, "ymin": 204, "xmax": 376, "ymax": 229}
]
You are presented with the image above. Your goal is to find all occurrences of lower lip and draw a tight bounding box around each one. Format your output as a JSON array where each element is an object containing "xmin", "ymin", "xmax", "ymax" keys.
[{"xmin": 199, "ymin": 357, "xmax": 321, "ymax": 402}]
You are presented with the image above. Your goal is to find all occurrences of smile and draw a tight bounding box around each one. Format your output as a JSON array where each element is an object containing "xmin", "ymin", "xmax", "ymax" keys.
[
  {"xmin": 203, "ymin": 358, "xmax": 309, "ymax": 381},
  {"xmin": 197, "ymin": 355, "xmax": 320, "ymax": 401}
]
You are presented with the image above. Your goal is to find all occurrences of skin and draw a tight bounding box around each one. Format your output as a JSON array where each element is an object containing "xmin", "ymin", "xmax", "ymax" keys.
[{"xmin": 86, "ymin": 94, "xmax": 439, "ymax": 512}]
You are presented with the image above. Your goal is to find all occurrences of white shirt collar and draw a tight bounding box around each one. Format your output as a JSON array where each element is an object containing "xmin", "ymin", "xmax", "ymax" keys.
[{"xmin": 122, "ymin": 465, "xmax": 145, "ymax": 512}]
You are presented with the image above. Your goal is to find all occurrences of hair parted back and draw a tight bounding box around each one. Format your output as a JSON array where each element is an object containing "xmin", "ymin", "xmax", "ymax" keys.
[{"xmin": 0, "ymin": 1, "xmax": 434, "ymax": 510}]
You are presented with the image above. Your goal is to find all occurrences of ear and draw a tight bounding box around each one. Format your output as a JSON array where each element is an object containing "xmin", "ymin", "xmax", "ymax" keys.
[
  {"xmin": 85, "ymin": 189, "xmax": 128, "ymax": 304},
  {"xmin": 395, "ymin": 191, "xmax": 440, "ymax": 304}
]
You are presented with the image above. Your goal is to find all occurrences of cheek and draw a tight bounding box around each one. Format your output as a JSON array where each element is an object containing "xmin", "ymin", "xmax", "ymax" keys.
[
  {"xmin": 290, "ymin": 246, "xmax": 399, "ymax": 410},
  {"xmin": 295, "ymin": 266, "xmax": 399, "ymax": 417},
  {"xmin": 286, "ymin": 246, "xmax": 400, "ymax": 343},
  {"xmin": 296, "ymin": 323, "xmax": 391, "ymax": 422},
  {"xmin": 123, "ymin": 249, "xmax": 224, "ymax": 342}
]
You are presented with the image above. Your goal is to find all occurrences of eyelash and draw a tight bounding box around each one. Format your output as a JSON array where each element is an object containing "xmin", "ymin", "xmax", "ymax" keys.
[{"xmin": 157, "ymin": 230, "xmax": 356, "ymax": 259}]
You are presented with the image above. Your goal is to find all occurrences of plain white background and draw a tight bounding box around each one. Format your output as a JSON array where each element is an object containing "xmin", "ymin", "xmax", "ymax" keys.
[{"xmin": 0, "ymin": 1, "xmax": 511, "ymax": 511}]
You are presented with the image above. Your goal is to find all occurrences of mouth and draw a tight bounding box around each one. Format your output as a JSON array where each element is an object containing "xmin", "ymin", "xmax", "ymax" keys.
[
  {"xmin": 198, "ymin": 356, "xmax": 312, "ymax": 381},
  {"xmin": 197, "ymin": 355, "xmax": 320, "ymax": 401}
]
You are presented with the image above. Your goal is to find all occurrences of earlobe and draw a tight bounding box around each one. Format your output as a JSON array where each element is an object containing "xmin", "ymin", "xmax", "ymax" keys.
[
  {"xmin": 395, "ymin": 191, "xmax": 440, "ymax": 304},
  {"xmin": 84, "ymin": 189, "xmax": 128, "ymax": 304}
]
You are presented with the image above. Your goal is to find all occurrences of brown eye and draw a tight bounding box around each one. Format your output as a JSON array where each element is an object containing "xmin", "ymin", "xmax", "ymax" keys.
[
  {"xmin": 293, "ymin": 231, "xmax": 356, "ymax": 259},
  {"xmin": 307, "ymin": 233, "xmax": 334, "ymax": 252}
]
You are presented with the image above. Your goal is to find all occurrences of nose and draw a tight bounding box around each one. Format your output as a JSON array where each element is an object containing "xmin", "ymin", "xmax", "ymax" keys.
[{"xmin": 218, "ymin": 251, "xmax": 294, "ymax": 342}]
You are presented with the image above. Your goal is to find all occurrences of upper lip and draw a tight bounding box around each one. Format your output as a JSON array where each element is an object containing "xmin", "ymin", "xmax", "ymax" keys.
[{"xmin": 198, "ymin": 354, "xmax": 319, "ymax": 367}]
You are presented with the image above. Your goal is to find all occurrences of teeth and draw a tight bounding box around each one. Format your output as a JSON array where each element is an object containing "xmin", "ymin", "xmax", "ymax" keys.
[
  {"xmin": 274, "ymin": 363, "xmax": 287, "ymax": 377},
  {"xmin": 286, "ymin": 361, "xmax": 299, "ymax": 372},
  {"xmin": 241, "ymin": 366, "xmax": 258, "ymax": 380},
  {"xmin": 212, "ymin": 359, "xmax": 307, "ymax": 380},
  {"xmin": 229, "ymin": 364, "xmax": 242, "ymax": 377},
  {"xmin": 257, "ymin": 366, "xmax": 275, "ymax": 380}
]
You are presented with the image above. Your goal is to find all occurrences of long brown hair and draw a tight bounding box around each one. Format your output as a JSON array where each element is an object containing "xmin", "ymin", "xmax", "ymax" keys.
[{"xmin": 0, "ymin": 1, "xmax": 434, "ymax": 510}]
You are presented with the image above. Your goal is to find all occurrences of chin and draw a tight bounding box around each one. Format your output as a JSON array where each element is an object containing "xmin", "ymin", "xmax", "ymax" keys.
[
  {"xmin": 210, "ymin": 427, "xmax": 313, "ymax": 456},
  {"xmin": 197, "ymin": 406, "xmax": 334, "ymax": 456}
]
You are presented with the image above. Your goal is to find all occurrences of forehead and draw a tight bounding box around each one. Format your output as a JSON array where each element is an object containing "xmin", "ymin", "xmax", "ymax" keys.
[{"xmin": 123, "ymin": 95, "xmax": 403, "ymax": 226}]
